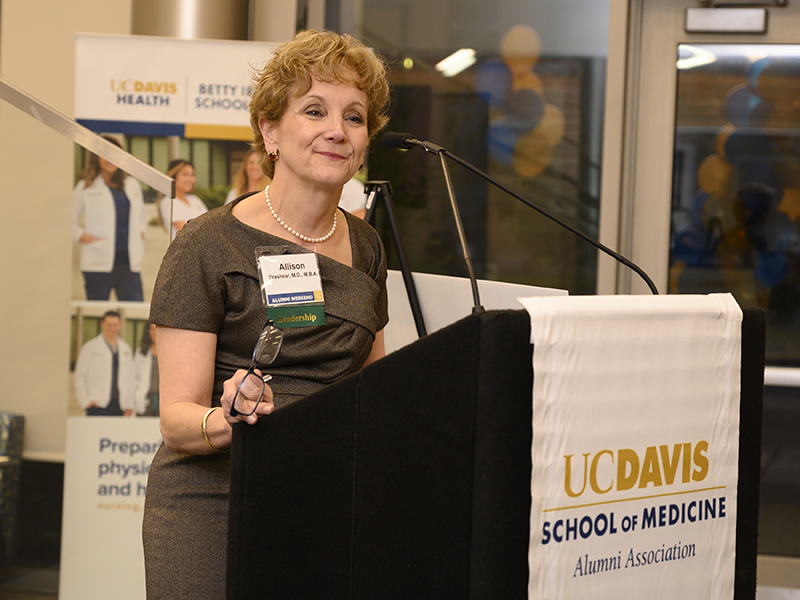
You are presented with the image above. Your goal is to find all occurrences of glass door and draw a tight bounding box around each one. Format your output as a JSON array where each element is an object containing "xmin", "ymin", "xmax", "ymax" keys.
[
  {"xmin": 672, "ymin": 43, "xmax": 800, "ymax": 365},
  {"xmin": 621, "ymin": 0, "xmax": 800, "ymax": 587}
]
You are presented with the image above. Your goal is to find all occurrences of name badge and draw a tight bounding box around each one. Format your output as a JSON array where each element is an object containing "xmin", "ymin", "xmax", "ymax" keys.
[{"xmin": 256, "ymin": 247, "xmax": 326, "ymax": 327}]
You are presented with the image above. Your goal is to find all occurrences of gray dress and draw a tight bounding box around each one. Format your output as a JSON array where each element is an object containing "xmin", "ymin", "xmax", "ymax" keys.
[{"xmin": 142, "ymin": 197, "xmax": 388, "ymax": 599}]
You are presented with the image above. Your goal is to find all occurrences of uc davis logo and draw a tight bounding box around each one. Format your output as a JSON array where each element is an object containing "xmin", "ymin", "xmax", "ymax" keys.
[{"xmin": 563, "ymin": 441, "xmax": 709, "ymax": 498}]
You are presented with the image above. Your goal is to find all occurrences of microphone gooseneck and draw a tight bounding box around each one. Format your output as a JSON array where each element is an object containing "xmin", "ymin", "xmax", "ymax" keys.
[
  {"xmin": 382, "ymin": 132, "xmax": 485, "ymax": 313},
  {"xmin": 381, "ymin": 132, "xmax": 659, "ymax": 295}
]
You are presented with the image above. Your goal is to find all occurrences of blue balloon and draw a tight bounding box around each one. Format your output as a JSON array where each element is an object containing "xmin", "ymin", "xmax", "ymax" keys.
[
  {"xmin": 754, "ymin": 252, "xmax": 788, "ymax": 287},
  {"xmin": 474, "ymin": 59, "xmax": 512, "ymax": 108},
  {"xmin": 487, "ymin": 118, "xmax": 525, "ymax": 166},
  {"xmin": 505, "ymin": 88, "xmax": 545, "ymax": 128},
  {"xmin": 725, "ymin": 85, "xmax": 766, "ymax": 127},
  {"xmin": 672, "ymin": 191, "xmax": 716, "ymax": 266},
  {"xmin": 746, "ymin": 163, "xmax": 782, "ymax": 192},
  {"xmin": 746, "ymin": 57, "xmax": 771, "ymax": 93},
  {"xmin": 724, "ymin": 131, "xmax": 774, "ymax": 166}
]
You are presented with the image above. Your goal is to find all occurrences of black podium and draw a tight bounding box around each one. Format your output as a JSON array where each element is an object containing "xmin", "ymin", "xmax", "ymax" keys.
[{"xmin": 227, "ymin": 309, "xmax": 764, "ymax": 600}]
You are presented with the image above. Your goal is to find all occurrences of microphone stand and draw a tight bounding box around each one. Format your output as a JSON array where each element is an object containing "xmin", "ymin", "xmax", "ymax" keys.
[
  {"xmin": 364, "ymin": 180, "xmax": 428, "ymax": 338},
  {"xmin": 399, "ymin": 139, "xmax": 486, "ymax": 314},
  {"xmin": 440, "ymin": 149, "xmax": 659, "ymax": 294},
  {"xmin": 394, "ymin": 132, "xmax": 658, "ymax": 295}
]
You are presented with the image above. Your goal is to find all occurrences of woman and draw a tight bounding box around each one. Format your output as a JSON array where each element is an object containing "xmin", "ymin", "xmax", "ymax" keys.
[
  {"xmin": 133, "ymin": 321, "xmax": 159, "ymax": 416},
  {"xmin": 223, "ymin": 148, "xmax": 271, "ymax": 204},
  {"xmin": 158, "ymin": 159, "xmax": 209, "ymax": 239},
  {"xmin": 72, "ymin": 136, "xmax": 146, "ymax": 301},
  {"xmin": 143, "ymin": 30, "xmax": 391, "ymax": 599}
]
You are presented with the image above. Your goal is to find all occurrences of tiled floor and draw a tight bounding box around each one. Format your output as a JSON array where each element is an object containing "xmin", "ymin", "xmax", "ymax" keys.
[{"xmin": 0, "ymin": 563, "xmax": 58, "ymax": 598}]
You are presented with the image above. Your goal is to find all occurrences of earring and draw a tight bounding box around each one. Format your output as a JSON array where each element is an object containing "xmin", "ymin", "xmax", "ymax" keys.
[
  {"xmin": 268, "ymin": 150, "xmax": 279, "ymax": 162},
  {"xmin": 358, "ymin": 162, "xmax": 364, "ymax": 170}
]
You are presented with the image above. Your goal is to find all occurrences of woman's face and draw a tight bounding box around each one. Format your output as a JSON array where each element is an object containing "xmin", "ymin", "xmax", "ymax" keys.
[
  {"xmin": 175, "ymin": 163, "xmax": 196, "ymax": 195},
  {"xmin": 97, "ymin": 156, "xmax": 118, "ymax": 181},
  {"xmin": 244, "ymin": 152, "xmax": 263, "ymax": 185},
  {"xmin": 259, "ymin": 77, "xmax": 369, "ymax": 190}
]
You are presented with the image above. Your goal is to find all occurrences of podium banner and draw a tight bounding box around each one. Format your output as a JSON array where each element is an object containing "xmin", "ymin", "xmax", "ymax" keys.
[{"xmin": 520, "ymin": 293, "xmax": 742, "ymax": 599}]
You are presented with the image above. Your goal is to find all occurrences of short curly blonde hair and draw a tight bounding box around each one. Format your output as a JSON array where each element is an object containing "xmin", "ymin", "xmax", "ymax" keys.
[{"xmin": 249, "ymin": 30, "xmax": 390, "ymax": 179}]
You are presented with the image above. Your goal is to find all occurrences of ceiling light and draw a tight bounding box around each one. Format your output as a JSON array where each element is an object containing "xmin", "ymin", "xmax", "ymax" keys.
[{"xmin": 436, "ymin": 49, "xmax": 476, "ymax": 77}]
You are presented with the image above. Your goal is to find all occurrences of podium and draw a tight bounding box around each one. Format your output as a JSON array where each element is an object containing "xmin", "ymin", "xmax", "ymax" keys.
[{"xmin": 226, "ymin": 308, "xmax": 764, "ymax": 599}]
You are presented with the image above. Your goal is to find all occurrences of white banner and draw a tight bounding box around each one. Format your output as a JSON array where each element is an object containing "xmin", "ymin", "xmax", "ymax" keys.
[
  {"xmin": 520, "ymin": 293, "xmax": 742, "ymax": 599},
  {"xmin": 75, "ymin": 34, "xmax": 278, "ymax": 140},
  {"xmin": 59, "ymin": 417, "xmax": 161, "ymax": 600}
]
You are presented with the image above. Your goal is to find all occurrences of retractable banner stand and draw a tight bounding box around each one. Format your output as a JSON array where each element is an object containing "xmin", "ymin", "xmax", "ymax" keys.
[
  {"xmin": 60, "ymin": 418, "xmax": 161, "ymax": 599},
  {"xmin": 520, "ymin": 293, "xmax": 743, "ymax": 600},
  {"xmin": 63, "ymin": 34, "xmax": 278, "ymax": 600}
]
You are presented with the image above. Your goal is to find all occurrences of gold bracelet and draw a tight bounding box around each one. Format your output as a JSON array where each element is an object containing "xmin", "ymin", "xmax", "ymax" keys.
[{"xmin": 201, "ymin": 407, "xmax": 222, "ymax": 452}]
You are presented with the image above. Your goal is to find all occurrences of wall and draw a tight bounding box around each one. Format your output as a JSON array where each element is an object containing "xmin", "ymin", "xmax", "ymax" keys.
[{"xmin": 0, "ymin": 0, "xmax": 133, "ymax": 460}]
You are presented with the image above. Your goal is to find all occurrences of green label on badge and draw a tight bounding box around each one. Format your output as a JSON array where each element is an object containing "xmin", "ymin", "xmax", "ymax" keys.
[{"xmin": 268, "ymin": 305, "xmax": 326, "ymax": 328}]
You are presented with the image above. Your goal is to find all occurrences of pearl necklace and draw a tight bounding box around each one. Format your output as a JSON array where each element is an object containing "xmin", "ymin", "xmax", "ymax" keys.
[{"xmin": 264, "ymin": 185, "xmax": 337, "ymax": 244}]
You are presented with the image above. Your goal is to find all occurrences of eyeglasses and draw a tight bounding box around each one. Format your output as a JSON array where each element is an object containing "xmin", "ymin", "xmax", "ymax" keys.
[{"xmin": 229, "ymin": 320, "xmax": 284, "ymax": 418}]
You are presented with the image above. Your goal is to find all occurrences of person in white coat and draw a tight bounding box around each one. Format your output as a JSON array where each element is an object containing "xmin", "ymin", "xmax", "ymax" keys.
[
  {"xmin": 74, "ymin": 310, "xmax": 135, "ymax": 416},
  {"xmin": 72, "ymin": 136, "xmax": 147, "ymax": 301},
  {"xmin": 158, "ymin": 159, "xmax": 208, "ymax": 240}
]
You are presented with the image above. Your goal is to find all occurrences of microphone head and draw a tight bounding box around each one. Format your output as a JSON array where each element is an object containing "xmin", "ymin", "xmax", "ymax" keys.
[{"xmin": 382, "ymin": 132, "xmax": 416, "ymax": 149}]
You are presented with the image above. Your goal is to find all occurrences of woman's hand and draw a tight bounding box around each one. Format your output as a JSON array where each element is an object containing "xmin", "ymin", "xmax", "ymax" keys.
[
  {"xmin": 79, "ymin": 232, "xmax": 105, "ymax": 243},
  {"xmin": 157, "ymin": 326, "xmax": 275, "ymax": 453},
  {"xmin": 220, "ymin": 368, "xmax": 275, "ymax": 426}
]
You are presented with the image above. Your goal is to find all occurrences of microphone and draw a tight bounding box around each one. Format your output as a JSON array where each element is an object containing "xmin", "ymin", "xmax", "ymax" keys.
[
  {"xmin": 382, "ymin": 133, "xmax": 485, "ymax": 313},
  {"xmin": 382, "ymin": 131, "xmax": 416, "ymax": 150},
  {"xmin": 381, "ymin": 132, "xmax": 659, "ymax": 295},
  {"xmin": 382, "ymin": 132, "xmax": 444, "ymax": 155}
]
